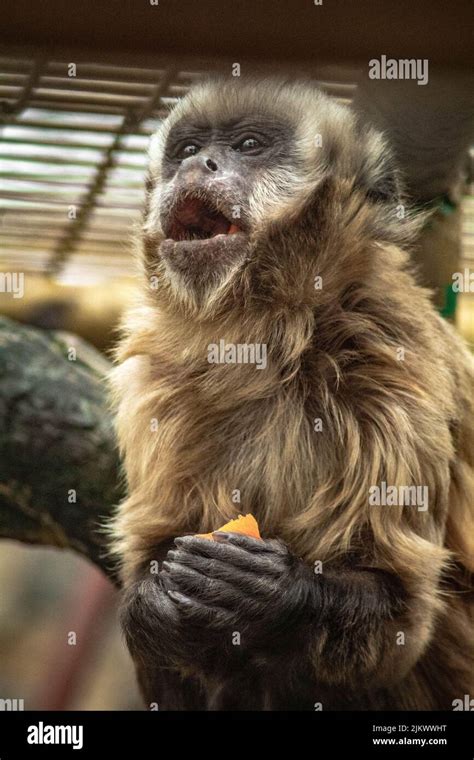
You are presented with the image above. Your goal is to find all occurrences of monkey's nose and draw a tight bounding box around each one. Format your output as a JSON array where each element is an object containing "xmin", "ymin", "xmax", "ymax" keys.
[
  {"xmin": 205, "ymin": 157, "xmax": 218, "ymax": 172},
  {"xmin": 179, "ymin": 154, "xmax": 220, "ymax": 183}
]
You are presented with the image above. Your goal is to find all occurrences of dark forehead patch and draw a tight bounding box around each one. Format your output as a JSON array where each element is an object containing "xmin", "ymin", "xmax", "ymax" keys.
[{"xmin": 167, "ymin": 112, "xmax": 293, "ymax": 146}]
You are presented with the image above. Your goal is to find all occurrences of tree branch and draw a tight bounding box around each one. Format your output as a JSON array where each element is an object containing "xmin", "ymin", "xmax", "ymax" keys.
[{"xmin": 0, "ymin": 316, "xmax": 123, "ymax": 582}]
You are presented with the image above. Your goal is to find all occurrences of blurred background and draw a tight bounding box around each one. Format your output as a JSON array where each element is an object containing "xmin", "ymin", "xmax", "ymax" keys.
[{"xmin": 0, "ymin": 1, "xmax": 472, "ymax": 710}]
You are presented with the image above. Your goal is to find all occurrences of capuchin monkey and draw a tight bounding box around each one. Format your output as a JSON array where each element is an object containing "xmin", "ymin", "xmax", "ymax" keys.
[{"xmin": 110, "ymin": 78, "xmax": 474, "ymax": 710}]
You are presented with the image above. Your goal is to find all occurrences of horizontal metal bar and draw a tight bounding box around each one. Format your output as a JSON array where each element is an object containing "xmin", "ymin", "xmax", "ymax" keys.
[
  {"xmin": 0, "ymin": 232, "xmax": 131, "ymax": 247},
  {"xmin": 32, "ymin": 88, "xmax": 150, "ymax": 107},
  {"xmin": 0, "ymin": 153, "xmax": 144, "ymax": 169},
  {"xmin": 45, "ymin": 60, "xmax": 167, "ymax": 82},
  {"xmin": 0, "ymin": 134, "xmax": 146, "ymax": 153},
  {"xmin": 9, "ymin": 117, "xmax": 156, "ymax": 136},
  {"xmin": 0, "ymin": 172, "xmax": 143, "ymax": 190},
  {"xmin": 0, "ymin": 192, "xmax": 142, "ymax": 210},
  {"xmin": 38, "ymin": 76, "xmax": 159, "ymax": 96}
]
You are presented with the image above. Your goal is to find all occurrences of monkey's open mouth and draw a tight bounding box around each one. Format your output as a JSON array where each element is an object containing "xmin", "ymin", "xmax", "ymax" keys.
[
  {"xmin": 160, "ymin": 193, "xmax": 249, "ymax": 280},
  {"xmin": 165, "ymin": 197, "xmax": 241, "ymax": 242}
]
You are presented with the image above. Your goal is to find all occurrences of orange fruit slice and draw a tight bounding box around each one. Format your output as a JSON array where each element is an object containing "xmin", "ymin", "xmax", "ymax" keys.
[{"xmin": 198, "ymin": 514, "xmax": 261, "ymax": 541}]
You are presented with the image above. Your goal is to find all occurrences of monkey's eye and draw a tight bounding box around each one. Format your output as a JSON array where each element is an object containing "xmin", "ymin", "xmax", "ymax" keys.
[
  {"xmin": 177, "ymin": 143, "xmax": 201, "ymax": 159},
  {"xmin": 234, "ymin": 136, "xmax": 262, "ymax": 153}
]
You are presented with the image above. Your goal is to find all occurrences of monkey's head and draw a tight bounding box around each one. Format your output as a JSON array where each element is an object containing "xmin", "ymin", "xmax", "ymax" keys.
[{"xmin": 143, "ymin": 78, "xmax": 415, "ymax": 319}]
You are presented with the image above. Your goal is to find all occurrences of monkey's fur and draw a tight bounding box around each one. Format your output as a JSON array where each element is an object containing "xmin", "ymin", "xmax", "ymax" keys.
[{"xmin": 110, "ymin": 79, "xmax": 474, "ymax": 710}]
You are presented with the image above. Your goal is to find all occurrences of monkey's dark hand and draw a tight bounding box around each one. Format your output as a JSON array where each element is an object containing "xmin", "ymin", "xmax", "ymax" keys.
[
  {"xmin": 123, "ymin": 535, "xmax": 405, "ymax": 686},
  {"xmin": 161, "ymin": 532, "xmax": 315, "ymax": 671}
]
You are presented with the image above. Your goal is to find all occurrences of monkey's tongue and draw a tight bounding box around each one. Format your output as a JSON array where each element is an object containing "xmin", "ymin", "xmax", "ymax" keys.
[
  {"xmin": 208, "ymin": 219, "xmax": 240, "ymax": 236},
  {"xmin": 192, "ymin": 208, "xmax": 233, "ymax": 237},
  {"xmin": 173, "ymin": 197, "xmax": 239, "ymax": 239},
  {"xmin": 208, "ymin": 215, "xmax": 230, "ymax": 236}
]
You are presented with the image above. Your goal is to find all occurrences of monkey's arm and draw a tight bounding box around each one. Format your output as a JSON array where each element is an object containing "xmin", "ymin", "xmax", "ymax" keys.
[{"xmin": 153, "ymin": 531, "xmax": 427, "ymax": 688}]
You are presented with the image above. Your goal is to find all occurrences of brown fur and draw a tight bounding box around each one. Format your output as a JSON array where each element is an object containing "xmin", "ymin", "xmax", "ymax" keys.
[{"xmin": 110, "ymin": 79, "xmax": 474, "ymax": 709}]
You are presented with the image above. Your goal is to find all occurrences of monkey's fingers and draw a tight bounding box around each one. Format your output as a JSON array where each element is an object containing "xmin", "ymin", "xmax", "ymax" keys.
[
  {"xmin": 167, "ymin": 589, "xmax": 235, "ymax": 629},
  {"xmin": 173, "ymin": 535, "xmax": 288, "ymax": 575},
  {"xmin": 164, "ymin": 560, "xmax": 245, "ymax": 608},
  {"xmin": 213, "ymin": 532, "xmax": 288, "ymax": 556},
  {"xmin": 163, "ymin": 556, "xmax": 280, "ymax": 603}
]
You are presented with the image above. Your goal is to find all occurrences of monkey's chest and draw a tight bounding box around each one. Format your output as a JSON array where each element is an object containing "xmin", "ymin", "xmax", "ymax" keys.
[{"xmin": 167, "ymin": 397, "xmax": 317, "ymax": 535}]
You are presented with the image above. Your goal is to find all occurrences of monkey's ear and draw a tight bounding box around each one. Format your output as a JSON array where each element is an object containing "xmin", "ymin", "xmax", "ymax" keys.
[
  {"xmin": 142, "ymin": 172, "xmax": 155, "ymax": 223},
  {"xmin": 356, "ymin": 126, "xmax": 403, "ymax": 204},
  {"xmin": 364, "ymin": 159, "xmax": 402, "ymax": 204},
  {"xmin": 145, "ymin": 172, "xmax": 154, "ymax": 195}
]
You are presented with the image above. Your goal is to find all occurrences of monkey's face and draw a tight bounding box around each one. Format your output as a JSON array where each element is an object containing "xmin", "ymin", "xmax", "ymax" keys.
[
  {"xmin": 155, "ymin": 126, "xmax": 258, "ymax": 284},
  {"xmin": 147, "ymin": 103, "xmax": 297, "ymax": 292},
  {"xmin": 144, "ymin": 79, "xmax": 410, "ymax": 314}
]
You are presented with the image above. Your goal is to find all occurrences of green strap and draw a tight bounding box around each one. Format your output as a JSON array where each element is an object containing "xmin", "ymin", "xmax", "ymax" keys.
[
  {"xmin": 439, "ymin": 283, "xmax": 458, "ymax": 319},
  {"xmin": 414, "ymin": 194, "xmax": 459, "ymax": 319}
]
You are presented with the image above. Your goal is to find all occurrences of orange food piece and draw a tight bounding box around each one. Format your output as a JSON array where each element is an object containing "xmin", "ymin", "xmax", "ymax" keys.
[{"xmin": 198, "ymin": 514, "xmax": 261, "ymax": 541}]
